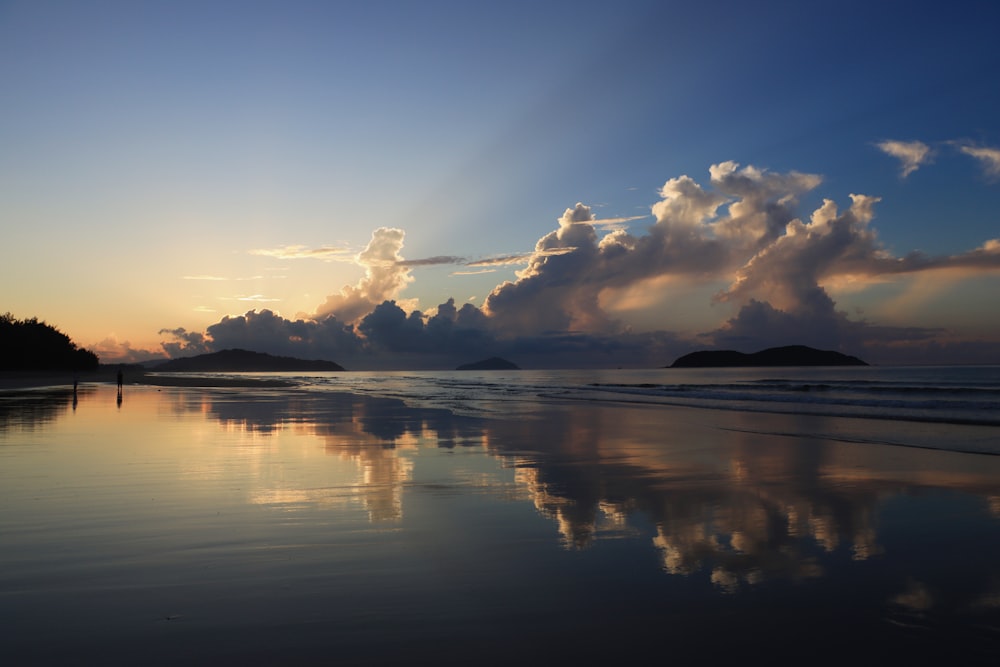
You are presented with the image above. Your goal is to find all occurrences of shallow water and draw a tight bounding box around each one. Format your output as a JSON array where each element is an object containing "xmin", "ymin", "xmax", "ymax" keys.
[
  {"xmin": 218, "ymin": 365, "xmax": 1000, "ymax": 428},
  {"xmin": 2, "ymin": 382, "xmax": 999, "ymax": 664}
]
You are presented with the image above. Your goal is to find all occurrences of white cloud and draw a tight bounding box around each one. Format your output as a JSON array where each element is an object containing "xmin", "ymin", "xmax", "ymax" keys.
[
  {"xmin": 92, "ymin": 335, "xmax": 166, "ymax": 363},
  {"xmin": 452, "ymin": 269, "xmax": 497, "ymax": 276},
  {"xmin": 876, "ymin": 140, "xmax": 932, "ymax": 178},
  {"xmin": 313, "ymin": 228, "xmax": 416, "ymax": 324},
  {"xmin": 183, "ymin": 274, "xmax": 272, "ymax": 281},
  {"xmin": 250, "ymin": 244, "xmax": 354, "ymax": 260},
  {"xmin": 566, "ymin": 214, "xmax": 648, "ymax": 231},
  {"xmin": 169, "ymin": 160, "xmax": 1000, "ymax": 367},
  {"xmin": 957, "ymin": 144, "xmax": 1000, "ymax": 178},
  {"xmin": 717, "ymin": 193, "xmax": 884, "ymax": 311},
  {"xmin": 235, "ymin": 294, "xmax": 281, "ymax": 303}
]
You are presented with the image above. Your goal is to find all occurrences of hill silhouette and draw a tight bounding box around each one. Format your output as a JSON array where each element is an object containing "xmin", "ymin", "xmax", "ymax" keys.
[
  {"xmin": 456, "ymin": 356, "xmax": 520, "ymax": 371},
  {"xmin": 154, "ymin": 348, "xmax": 345, "ymax": 372},
  {"xmin": 670, "ymin": 345, "xmax": 867, "ymax": 368},
  {"xmin": 0, "ymin": 313, "xmax": 99, "ymax": 371}
]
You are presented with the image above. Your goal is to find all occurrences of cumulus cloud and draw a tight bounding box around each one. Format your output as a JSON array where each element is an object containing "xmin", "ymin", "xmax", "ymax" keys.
[
  {"xmin": 567, "ymin": 213, "xmax": 648, "ymax": 231},
  {"xmin": 159, "ymin": 327, "xmax": 211, "ymax": 357},
  {"xmin": 156, "ymin": 160, "xmax": 1000, "ymax": 368},
  {"xmin": 716, "ymin": 193, "xmax": 885, "ymax": 310},
  {"xmin": 708, "ymin": 161, "xmax": 823, "ymax": 247},
  {"xmin": 93, "ymin": 335, "xmax": 166, "ymax": 364},
  {"xmin": 203, "ymin": 309, "xmax": 364, "ymax": 361},
  {"xmin": 484, "ymin": 164, "xmax": 826, "ymax": 336},
  {"xmin": 314, "ymin": 227, "xmax": 416, "ymax": 324},
  {"xmin": 876, "ymin": 140, "xmax": 932, "ymax": 178},
  {"xmin": 484, "ymin": 203, "xmax": 613, "ymax": 335}
]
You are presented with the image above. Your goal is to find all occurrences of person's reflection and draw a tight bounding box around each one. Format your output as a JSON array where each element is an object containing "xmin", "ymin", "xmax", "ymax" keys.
[{"xmin": 116, "ymin": 366, "xmax": 125, "ymax": 408}]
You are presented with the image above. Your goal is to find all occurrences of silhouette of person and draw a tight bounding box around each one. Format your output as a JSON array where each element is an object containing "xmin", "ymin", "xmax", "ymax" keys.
[{"xmin": 116, "ymin": 367, "xmax": 124, "ymax": 408}]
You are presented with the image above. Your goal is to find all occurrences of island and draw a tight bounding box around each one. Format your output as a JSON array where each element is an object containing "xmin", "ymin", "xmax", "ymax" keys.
[
  {"xmin": 153, "ymin": 348, "xmax": 345, "ymax": 372},
  {"xmin": 456, "ymin": 357, "xmax": 520, "ymax": 371},
  {"xmin": 669, "ymin": 345, "xmax": 867, "ymax": 368}
]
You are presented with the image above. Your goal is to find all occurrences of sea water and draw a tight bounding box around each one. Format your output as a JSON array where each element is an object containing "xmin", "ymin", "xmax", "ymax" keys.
[
  {"xmin": 264, "ymin": 364, "xmax": 1000, "ymax": 421},
  {"xmin": 1, "ymin": 367, "xmax": 999, "ymax": 664},
  {"xmin": 250, "ymin": 365, "xmax": 1000, "ymax": 452}
]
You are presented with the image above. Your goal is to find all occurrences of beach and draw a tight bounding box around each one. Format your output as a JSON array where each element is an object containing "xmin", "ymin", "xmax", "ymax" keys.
[
  {"xmin": 0, "ymin": 368, "xmax": 299, "ymax": 392},
  {"xmin": 2, "ymin": 371, "xmax": 999, "ymax": 664}
]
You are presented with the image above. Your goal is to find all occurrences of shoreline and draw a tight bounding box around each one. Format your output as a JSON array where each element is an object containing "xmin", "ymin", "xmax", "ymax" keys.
[
  {"xmin": 4, "ymin": 368, "xmax": 997, "ymax": 457},
  {"xmin": 0, "ymin": 370, "xmax": 297, "ymax": 391}
]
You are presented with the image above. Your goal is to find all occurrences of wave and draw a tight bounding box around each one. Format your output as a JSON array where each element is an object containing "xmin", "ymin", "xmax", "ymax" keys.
[
  {"xmin": 582, "ymin": 379, "xmax": 1000, "ymax": 427},
  {"xmin": 215, "ymin": 366, "xmax": 1000, "ymax": 429}
]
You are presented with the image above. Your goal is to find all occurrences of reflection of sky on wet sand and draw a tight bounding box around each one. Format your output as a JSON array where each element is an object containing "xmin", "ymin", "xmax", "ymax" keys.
[{"xmin": 2, "ymin": 385, "xmax": 1000, "ymax": 663}]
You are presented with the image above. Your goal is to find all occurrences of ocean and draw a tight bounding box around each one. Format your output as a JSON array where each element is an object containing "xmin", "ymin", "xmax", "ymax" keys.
[
  {"xmin": 276, "ymin": 365, "xmax": 1000, "ymax": 453},
  {"xmin": 312, "ymin": 364, "xmax": 1000, "ymax": 419},
  {"xmin": 2, "ymin": 366, "xmax": 999, "ymax": 664}
]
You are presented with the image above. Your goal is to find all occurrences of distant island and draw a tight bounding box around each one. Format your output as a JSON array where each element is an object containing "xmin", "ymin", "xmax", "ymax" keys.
[
  {"xmin": 154, "ymin": 348, "xmax": 345, "ymax": 372},
  {"xmin": 456, "ymin": 356, "xmax": 520, "ymax": 371},
  {"xmin": 670, "ymin": 345, "xmax": 867, "ymax": 368}
]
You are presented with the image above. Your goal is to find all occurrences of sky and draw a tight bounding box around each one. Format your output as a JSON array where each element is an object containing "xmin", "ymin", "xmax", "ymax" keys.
[{"xmin": 2, "ymin": 0, "xmax": 999, "ymax": 369}]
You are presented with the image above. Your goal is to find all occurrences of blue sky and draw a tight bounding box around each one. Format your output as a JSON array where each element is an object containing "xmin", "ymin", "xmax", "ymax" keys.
[{"xmin": 2, "ymin": 0, "xmax": 999, "ymax": 367}]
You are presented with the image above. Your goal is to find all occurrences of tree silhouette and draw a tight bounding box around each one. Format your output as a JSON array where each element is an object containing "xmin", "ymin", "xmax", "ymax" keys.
[{"xmin": 0, "ymin": 313, "xmax": 99, "ymax": 371}]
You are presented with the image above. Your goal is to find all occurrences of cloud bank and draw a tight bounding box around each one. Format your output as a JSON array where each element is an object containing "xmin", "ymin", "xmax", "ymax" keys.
[{"xmin": 156, "ymin": 160, "xmax": 1000, "ymax": 368}]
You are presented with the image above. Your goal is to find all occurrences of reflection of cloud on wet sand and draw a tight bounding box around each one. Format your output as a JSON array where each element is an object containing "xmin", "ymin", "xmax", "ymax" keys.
[
  {"xmin": 194, "ymin": 390, "xmax": 487, "ymax": 523},
  {"xmin": 651, "ymin": 512, "xmax": 826, "ymax": 594},
  {"xmin": 169, "ymin": 387, "xmax": 1000, "ymax": 596},
  {"xmin": 891, "ymin": 579, "xmax": 935, "ymax": 613},
  {"xmin": 882, "ymin": 574, "xmax": 1000, "ymax": 644},
  {"xmin": 988, "ymin": 496, "xmax": 1000, "ymax": 518},
  {"xmin": 481, "ymin": 405, "xmax": 1000, "ymax": 594},
  {"xmin": 318, "ymin": 432, "xmax": 415, "ymax": 523},
  {"xmin": 515, "ymin": 464, "xmax": 636, "ymax": 549}
]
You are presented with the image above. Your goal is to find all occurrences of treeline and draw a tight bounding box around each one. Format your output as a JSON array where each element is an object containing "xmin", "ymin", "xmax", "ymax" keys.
[{"xmin": 0, "ymin": 313, "xmax": 100, "ymax": 371}]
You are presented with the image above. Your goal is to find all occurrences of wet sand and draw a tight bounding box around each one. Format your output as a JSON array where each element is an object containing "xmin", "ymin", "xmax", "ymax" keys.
[
  {"xmin": 0, "ymin": 369, "xmax": 296, "ymax": 391},
  {"xmin": 2, "ymin": 383, "xmax": 999, "ymax": 665}
]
